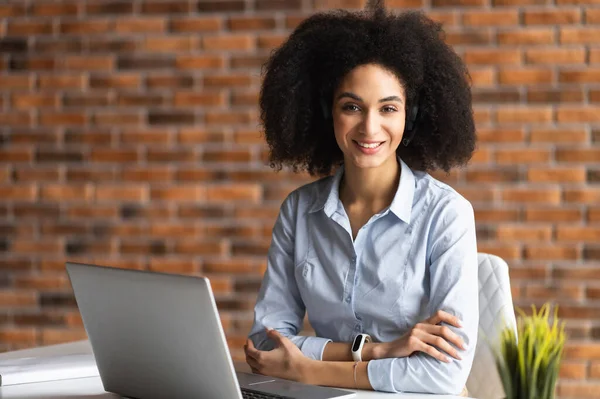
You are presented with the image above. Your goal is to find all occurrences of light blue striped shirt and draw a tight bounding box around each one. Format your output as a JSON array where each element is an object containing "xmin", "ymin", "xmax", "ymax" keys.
[{"xmin": 249, "ymin": 158, "xmax": 479, "ymax": 394}]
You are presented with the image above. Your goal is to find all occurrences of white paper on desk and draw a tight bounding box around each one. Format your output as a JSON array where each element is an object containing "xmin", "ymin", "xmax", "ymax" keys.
[{"xmin": 0, "ymin": 353, "xmax": 100, "ymax": 386}]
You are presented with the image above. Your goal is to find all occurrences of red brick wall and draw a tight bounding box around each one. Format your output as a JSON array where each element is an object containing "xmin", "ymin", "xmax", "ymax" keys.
[{"xmin": 0, "ymin": 0, "xmax": 598, "ymax": 396}]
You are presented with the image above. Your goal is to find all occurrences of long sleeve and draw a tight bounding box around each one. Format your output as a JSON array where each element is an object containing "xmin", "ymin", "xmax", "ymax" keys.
[
  {"xmin": 248, "ymin": 192, "xmax": 332, "ymax": 360},
  {"xmin": 367, "ymin": 195, "xmax": 479, "ymax": 394}
]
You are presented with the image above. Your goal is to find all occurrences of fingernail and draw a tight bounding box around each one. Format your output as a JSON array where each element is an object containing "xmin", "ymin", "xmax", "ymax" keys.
[
  {"xmin": 462, "ymin": 343, "xmax": 469, "ymax": 351},
  {"xmin": 457, "ymin": 319, "xmax": 463, "ymax": 327},
  {"xmin": 443, "ymin": 356, "xmax": 450, "ymax": 363}
]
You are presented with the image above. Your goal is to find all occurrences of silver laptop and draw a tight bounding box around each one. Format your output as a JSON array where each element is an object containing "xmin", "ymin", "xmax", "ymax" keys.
[{"xmin": 66, "ymin": 262, "xmax": 356, "ymax": 399}]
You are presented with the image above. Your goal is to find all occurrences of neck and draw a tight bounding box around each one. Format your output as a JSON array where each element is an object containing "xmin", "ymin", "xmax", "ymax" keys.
[{"xmin": 340, "ymin": 156, "xmax": 400, "ymax": 211}]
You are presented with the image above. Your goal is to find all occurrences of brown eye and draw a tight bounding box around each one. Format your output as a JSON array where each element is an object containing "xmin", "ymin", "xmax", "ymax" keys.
[{"xmin": 342, "ymin": 104, "xmax": 360, "ymax": 112}]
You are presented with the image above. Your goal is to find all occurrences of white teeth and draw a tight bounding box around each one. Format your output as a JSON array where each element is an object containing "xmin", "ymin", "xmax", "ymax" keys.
[{"xmin": 357, "ymin": 142, "xmax": 382, "ymax": 149}]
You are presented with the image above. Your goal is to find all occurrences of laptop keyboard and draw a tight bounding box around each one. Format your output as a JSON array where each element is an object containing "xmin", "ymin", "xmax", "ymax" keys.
[{"xmin": 241, "ymin": 387, "xmax": 293, "ymax": 399}]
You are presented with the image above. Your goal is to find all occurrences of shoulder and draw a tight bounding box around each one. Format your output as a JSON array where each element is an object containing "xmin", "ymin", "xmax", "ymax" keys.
[
  {"xmin": 280, "ymin": 174, "xmax": 335, "ymax": 214},
  {"xmin": 413, "ymin": 170, "xmax": 474, "ymax": 220}
]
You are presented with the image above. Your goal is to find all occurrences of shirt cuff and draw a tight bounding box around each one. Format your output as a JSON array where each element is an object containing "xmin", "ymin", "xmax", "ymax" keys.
[
  {"xmin": 367, "ymin": 358, "xmax": 402, "ymax": 393},
  {"xmin": 299, "ymin": 336, "xmax": 332, "ymax": 361}
]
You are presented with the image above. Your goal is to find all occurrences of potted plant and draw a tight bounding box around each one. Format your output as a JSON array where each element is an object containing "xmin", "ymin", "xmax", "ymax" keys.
[{"xmin": 495, "ymin": 303, "xmax": 566, "ymax": 399}]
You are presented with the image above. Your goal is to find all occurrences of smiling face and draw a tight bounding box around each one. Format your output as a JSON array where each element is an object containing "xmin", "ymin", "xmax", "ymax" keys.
[{"xmin": 332, "ymin": 63, "xmax": 407, "ymax": 171}]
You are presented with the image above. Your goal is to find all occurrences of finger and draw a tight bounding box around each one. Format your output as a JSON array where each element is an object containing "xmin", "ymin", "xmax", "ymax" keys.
[
  {"xmin": 426, "ymin": 310, "xmax": 462, "ymax": 328},
  {"xmin": 250, "ymin": 367, "xmax": 261, "ymax": 374},
  {"xmin": 246, "ymin": 355, "xmax": 262, "ymax": 371},
  {"xmin": 266, "ymin": 328, "xmax": 284, "ymax": 346},
  {"xmin": 420, "ymin": 330, "xmax": 462, "ymax": 360},
  {"xmin": 419, "ymin": 324, "xmax": 466, "ymax": 352},
  {"xmin": 245, "ymin": 341, "xmax": 261, "ymax": 360},
  {"xmin": 416, "ymin": 339, "xmax": 450, "ymax": 363}
]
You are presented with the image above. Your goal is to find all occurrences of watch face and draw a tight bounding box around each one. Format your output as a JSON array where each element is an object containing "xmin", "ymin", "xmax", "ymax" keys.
[{"xmin": 352, "ymin": 335, "xmax": 362, "ymax": 352}]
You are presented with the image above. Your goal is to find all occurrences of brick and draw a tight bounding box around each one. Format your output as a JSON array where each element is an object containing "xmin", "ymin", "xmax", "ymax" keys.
[
  {"xmin": 496, "ymin": 107, "xmax": 553, "ymax": 123},
  {"xmin": 525, "ymin": 48, "xmax": 586, "ymax": 64},
  {"xmin": 146, "ymin": 74, "xmax": 194, "ymax": 88},
  {"xmin": 0, "ymin": 112, "xmax": 31, "ymax": 127},
  {"xmin": 206, "ymin": 184, "xmax": 262, "ymax": 202},
  {"xmin": 142, "ymin": 37, "xmax": 194, "ymax": 53},
  {"xmin": 0, "ymin": 258, "xmax": 34, "ymax": 271},
  {"xmin": 66, "ymin": 204, "xmax": 118, "ymax": 219},
  {"xmin": 462, "ymin": 10, "xmax": 519, "ymax": 26},
  {"xmin": 39, "ymin": 112, "xmax": 87, "ymax": 126},
  {"xmin": 12, "ymin": 239, "xmax": 63, "ymax": 254},
  {"xmin": 496, "ymin": 225, "xmax": 552, "ymax": 241},
  {"xmin": 42, "ymin": 222, "xmax": 89, "ymax": 236},
  {"xmin": 473, "ymin": 208, "xmax": 520, "ymax": 222},
  {"xmin": 87, "ymin": 38, "xmax": 137, "ymax": 52},
  {"xmin": 149, "ymin": 223, "xmax": 198, "ymax": 238},
  {"xmin": 502, "ymin": 188, "xmax": 560, "ymax": 204},
  {"xmin": 175, "ymin": 55, "xmax": 225, "ymax": 69},
  {"xmin": 432, "ymin": 0, "xmax": 485, "ymax": 6},
  {"xmin": 147, "ymin": 148, "xmax": 196, "ymax": 163},
  {"xmin": 524, "ymin": 246, "xmax": 579, "ymax": 260},
  {"xmin": 170, "ymin": 17, "xmax": 222, "ymax": 32},
  {"xmin": 202, "ymin": 35, "xmax": 255, "ymax": 51},
  {"xmin": 478, "ymin": 244, "xmax": 521, "ymax": 262},
  {"xmin": 10, "ymin": 129, "xmax": 59, "ymax": 144},
  {"xmin": 590, "ymin": 169, "xmax": 600, "ymax": 183},
  {"xmin": 96, "ymin": 185, "xmax": 147, "ymax": 201},
  {"xmin": 38, "ymin": 74, "xmax": 86, "ymax": 89},
  {"xmin": 498, "ymin": 29, "xmax": 556, "ymax": 45},
  {"xmin": 14, "ymin": 204, "xmax": 60, "ymax": 219},
  {"xmin": 493, "ymin": 0, "xmax": 547, "ymax": 5},
  {"xmin": 117, "ymin": 56, "xmax": 174, "ymax": 70},
  {"xmin": 90, "ymin": 148, "xmax": 139, "ymax": 163},
  {"xmin": 202, "ymin": 149, "xmax": 252, "ymax": 163},
  {"xmin": 496, "ymin": 149, "xmax": 551, "ymax": 164},
  {"xmin": 232, "ymin": 91, "xmax": 260, "ymax": 106},
  {"xmin": 256, "ymin": 0, "xmax": 302, "ymax": 10},
  {"xmin": 95, "ymin": 223, "xmax": 145, "ymax": 237},
  {"xmin": 67, "ymin": 167, "xmax": 116, "ymax": 182},
  {"xmin": 90, "ymin": 73, "xmax": 140, "ymax": 89},
  {"xmin": 41, "ymin": 185, "xmax": 93, "ymax": 201},
  {"xmin": 557, "ymin": 227, "xmax": 600, "ymax": 241},
  {"xmin": 0, "ymin": 3, "xmax": 26, "ymax": 17},
  {"xmin": 13, "ymin": 312, "xmax": 65, "ymax": 327},
  {"xmin": 584, "ymin": 246, "xmax": 600, "ymax": 260},
  {"xmin": 9, "ymin": 92, "xmax": 56, "ymax": 109},
  {"xmin": 7, "ymin": 21, "xmax": 54, "ymax": 35},
  {"xmin": 465, "ymin": 169, "xmax": 520, "ymax": 183},
  {"xmin": 555, "ymin": 267, "xmax": 600, "ymax": 280},
  {"xmin": 527, "ymin": 88, "xmax": 584, "ymax": 103},
  {"xmin": 557, "ymin": 148, "xmax": 600, "ymax": 162},
  {"xmin": 121, "ymin": 166, "xmax": 173, "ymax": 182},
  {"xmin": 63, "ymin": 92, "xmax": 112, "ymax": 107},
  {"xmin": 176, "ymin": 168, "xmax": 225, "ymax": 182},
  {"xmin": 560, "ymin": 69, "xmax": 600, "ymax": 83},
  {"xmin": 527, "ymin": 167, "xmax": 586, "ymax": 183},
  {"xmin": 228, "ymin": 16, "xmax": 276, "ymax": 31},
  {"xmin": 203, "ymin": 74, "xmax": 252, "ymax": 88},
  {"xmin": 60, "ymin": 20, "xmax": 112, "ymax": 35},
  {"xmin": 0, "ymin": 38, "xmax": 26, "ymax": 53},
  {"xmin": 464, "ymin": 49, "xmax": 521, "ymax": 65},
  {"xmin": 0, "ymin": 328, "xmax": 38, "ymax": 345},
  {"xmin": 0, "ymin": 75, "xmax": 32, "ymax": 89},
  {"xmin": 148, "ymin": 111, "xmax": 197, "ymax": 127},
  {"xmin": 525, "ymin": 283, "xmax": 583, "ymax": 300},
  {"xmin": 36, "ymin": 149, "xmax": 84, "ymax": 163},
  {"xmin": 173, "ymin": 91, "xmax": 226, "ymax": 107},
  {"xmin": 150, "ymin": 186, "xmax": 204, "ymax": 201},
  {"xmin": 197, "ymin": 1, "xmax": 246, "ymax": 12},
  {"xmin": 142, "ymin": 1, "xmax": 191, "ymax": 13},
  {"xmin": 231, "ymin": 55, "xmax": 269, "ymax": 69},
  {"xmin": 94, "ymin": 111, "xmax": 142, "ymax": 126},
  {"xmin": 498, "ymin": 68, "xmax": 553, "ymax": 85},
  {"xmin": 591, "ymin": 362, "xmax": 600, "ymax": 378},
  {"xmin": 85, "ymin": 1, "xmax": 134, "ymax": 14},
  {"xmin": 472, "ymin": 89, "xmax": 520, "ymax": 103},
  {"xmin": 0, "ymin": 185, "xmax": 36, "ymax": 201},
  {"xmin": 14, "ymin": 275, "xmax": 70, "ymax": 291},
  {"xmin": 149, "ymin": 258, "xmax": 198, "ymax": 274},
  {"xmin": 64, "ymin": 129, "xmax": 113, "ymax": 145},
  {"xmin": 557, "ymin": 0, "xmax": 600, "ymax": 3},
  {"xmin": 115, "ymin": 17, "xmax": 166, "ymax": 33},
  {"xmin": 564, "ymin": 189, "xmax": 600, "ymax": 204},
  {"xmin": 120, "ymin": 204, "xmax": 173, "ymax": 219},
  {"xmin": 33, "ymin": 2, "xmax": 80, "ymax": 16},
  {"xmin": 257, "ymin": 34, "xmax": 287, "ymax": 50},
  {"xmin": 205, "ymin": 111, "xmax": 255, "ymax": 125},
  {"xmin": 588, "ymin": 8, "xmax": 600, "ymax": 23},
  {"xmin": 173, "ymin": 240, "xmax": 227, "ymax": 256},
  {"xmin": 530, "ymin": 128, "xmax": 587, "ymax": 143},
  {"xmin": 525, "ymin": 9, "xmax": 581, "ymax": 25},
  {"xmin": 14, "ymin": 167, "xmax": 60, "ymax": 182},
  {"xmin": 64, "ymin": 55, "xmax": 114, "ymax": 71},
  {"xmin": 560, "ymin": 28, "xmax": 600, "ymax": 44},
  {"xmin": 120, "ymin": 130, "xmax": 171, "ymax": 145},
  {"xmin": 511, "ymin": 265, "xmax": 551, "ymax": 279},
  {"xmin": 41, "ymin": 328, "xmax": 88, "ymax": 346},
  {"xmin": 178, "ymin": 205, "xmax": 227, "ymax": 219},
  {"xmin": 590, "ymin": 208, "xmax": 600, "ymax": 222},
  {"xmin": 9, "ymin": 56, "xmax": 55, "ymax": 71},
  {"xmin": 525, "ymin": 208, "xmax": 583, "ymax": 222}
]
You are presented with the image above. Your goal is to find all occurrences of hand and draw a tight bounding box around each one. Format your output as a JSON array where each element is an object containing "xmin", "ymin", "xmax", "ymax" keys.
[
  {"xmin": 244, "ymin": 328, "xmax": 313, "ymax": 383},
  {"xmin": 375, "ymin": 310, "xmax": 467, "ymax": 363}
]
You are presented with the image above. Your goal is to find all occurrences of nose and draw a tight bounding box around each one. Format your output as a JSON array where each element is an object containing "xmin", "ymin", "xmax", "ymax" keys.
[{"xmin": 360, "ymin": 109, "xmax": 380, "ymax": 137}]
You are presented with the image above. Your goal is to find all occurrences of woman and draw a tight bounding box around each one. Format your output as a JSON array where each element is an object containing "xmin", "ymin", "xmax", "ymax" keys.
[{"xmin": 245, "ymin": 1, "xmax": 478, "ymax": 395}]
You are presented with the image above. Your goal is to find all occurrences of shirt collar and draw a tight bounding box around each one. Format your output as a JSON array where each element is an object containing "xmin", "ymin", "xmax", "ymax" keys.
[{"xmin": 308, "ymin": 156, "xmax": 415, "ymax": 224}]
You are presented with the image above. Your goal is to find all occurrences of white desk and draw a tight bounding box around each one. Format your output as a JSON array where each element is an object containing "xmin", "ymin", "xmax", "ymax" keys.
[{"xmin": 0, "ymin": 341, "xmax": 470, "ymax": 399}]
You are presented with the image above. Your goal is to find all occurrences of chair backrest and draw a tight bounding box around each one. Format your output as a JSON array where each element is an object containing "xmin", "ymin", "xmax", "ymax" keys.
[{"xmin": 466, "ymin": 253, "xmax": 517, "ymax": 399}]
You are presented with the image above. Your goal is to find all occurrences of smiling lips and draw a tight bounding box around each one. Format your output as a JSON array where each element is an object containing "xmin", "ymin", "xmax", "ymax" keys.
[{"xmin": 353, "ymin": 140, "xmax": 384, "ymax": 154}]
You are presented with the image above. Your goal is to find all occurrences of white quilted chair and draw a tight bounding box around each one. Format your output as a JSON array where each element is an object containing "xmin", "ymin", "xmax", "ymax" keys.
[{"xmin": 466, "ymin": 253, "xmax": 517, "ymax": 399}]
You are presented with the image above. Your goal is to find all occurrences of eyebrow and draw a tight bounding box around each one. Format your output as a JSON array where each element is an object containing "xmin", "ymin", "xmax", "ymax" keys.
[{"xmin": 335, "ymin": 92, "xmax": 403, "ymax": 104}]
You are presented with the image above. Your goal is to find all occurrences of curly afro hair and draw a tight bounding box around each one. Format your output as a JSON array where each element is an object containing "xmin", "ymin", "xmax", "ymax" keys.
[{"xmin": 259, "ymin": 0, "xmax": 476, "ymax": 176}]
